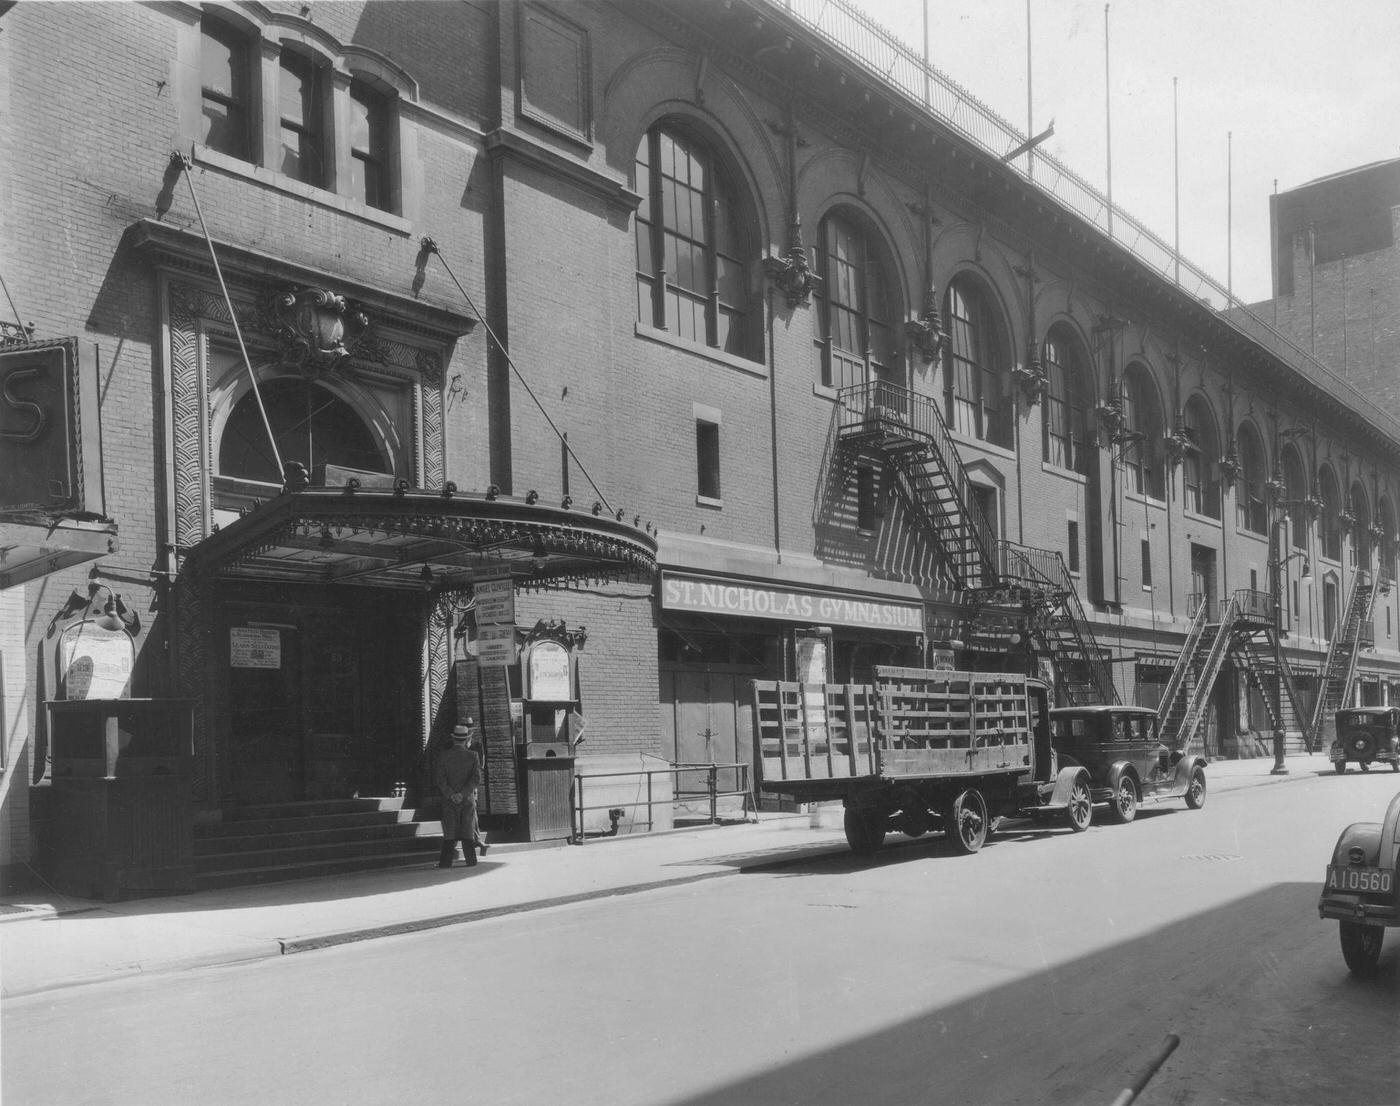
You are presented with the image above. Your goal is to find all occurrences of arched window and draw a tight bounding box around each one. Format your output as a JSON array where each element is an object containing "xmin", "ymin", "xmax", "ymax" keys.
[
  {"xmin": 634, "ymin": 123, "xmax": 758, "ymax": 360},
  {"xmin": 1181, "ymin": 395, "xmax": 1220, "ymax": 519},
  {"xmin": 219, "ymin": 377, "xmax": 387, "ymax": 486},
  {"xmin": 278, "ymin": 47, "xmax": 329, "ymax": 187},
  {"xmin": 944, "ymin": 276, "xmax": 1012, "ymax": 448},
  {"xmin": 201, "ymin": 14, "xmax": 254, "ymax": 161},
  {"xmin": 349, "ymin": 77, "xmax": 395, "ymax": 211},
  {"xmin": 1282, "ymin": 445, "xmax": 1308, "ymax": 550},
  {"xmin": 1350, "ymin": 481, "xmax": 1371, "ymax": 567},
  {"xmin": 1120, "ymin": 364, "xmax": 1164, "ymax": 499},
  {"xmin": 1319, "ymin": 465, "xmax": 1342, "ymax": 562},
  {"xmin": 814, "ymin": 208, "xmax": 899, "ymax": 391},
  {"xmin": 1042, "ymin": 326, "xmax": 1090, "ymax": 473},
  {"xmin": 1379, "ymin": 497, "xmax": 1397, "ymax": 580},
  {"xmin": 1235, "ymin": 422, "xmax": 1268, "ymax": 535}
]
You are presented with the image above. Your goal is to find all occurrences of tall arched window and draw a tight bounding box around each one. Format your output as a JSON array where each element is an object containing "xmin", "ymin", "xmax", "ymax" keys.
[
  {"xmin": 1379, "ymin": 497, "xmax": 1397, "ymax": 580},
  {"xmin": 1350, "ymin": 481, "xmax": 1371, "ymax": 567},
  {"xmin": 201, "ymin": 14, "xmax": 254, "ymax": 161},
  {"xmin": 634, "ymin": 123, "xmax": 758, "ymax": 360},
  {"xmin": 1282, "ymin": 445, "xmax": 1308, "ymax": 550},
  {"xmin": 814, "ymin": 208, "xmax": 899, "ymax": 392},
  {"xmin": 1120, "ymin": 364, "xmax": 1164, "ymax": 499},
  {"xmin": 1181, "ymin": 394, "xmax": 1220, "ymax": 519},
  {"xmin": 1235, "ymin": 422, "xmax": 1268, "ymax": 535},
  {"xmin": 1042, "ymin": 326, "xmax": 1090, "ymax": 473},
  {"xmin": 944, "ymin": 276, "xmax": 1012, "ymax": 448},
  {"xmin": 1320, "ymin": 465, "xmax": 1343, "ymax": 562},
  {"xmin": 219, "ymin": 377, "xmax": 387, "ymax": 486}
]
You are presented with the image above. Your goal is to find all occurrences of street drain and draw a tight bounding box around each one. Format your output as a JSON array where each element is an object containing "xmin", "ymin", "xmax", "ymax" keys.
[{"xmin": 1180, "ymin": 853, "xmax": 1243, "ymax": 862}]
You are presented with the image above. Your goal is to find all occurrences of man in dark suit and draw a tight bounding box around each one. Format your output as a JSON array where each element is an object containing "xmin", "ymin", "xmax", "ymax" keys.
[{"xmin": 435, "ymin": 719, "xmax": 483, "ymax": 867}]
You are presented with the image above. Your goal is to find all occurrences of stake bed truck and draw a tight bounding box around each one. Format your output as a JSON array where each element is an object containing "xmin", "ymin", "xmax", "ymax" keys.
[{"xmin": 750, "ymin": 666, "xmax": 1094, "ymax": 855}]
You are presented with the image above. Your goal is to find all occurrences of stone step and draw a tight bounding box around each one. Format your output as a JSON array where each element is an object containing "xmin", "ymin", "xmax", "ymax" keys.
[
  {"xmin": 196, "ymin": 808, "xmax": 422, "ymax": 839},
  {"xmin": 195, "ymin": 833, "xmax": 443, "ymax": 873},
  {"xmin": 194, "ymin": 848, "xmax": 447, "ymax": 891},
  {"xmin": 195, "ymin": 819, "xmax": 439, "ymax": 858}
]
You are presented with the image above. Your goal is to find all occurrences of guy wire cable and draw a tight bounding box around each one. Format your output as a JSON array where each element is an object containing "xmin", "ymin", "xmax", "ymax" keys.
[
  {"xmin": 421, "ymin": 237, "xmax": 614, "ymax": 516},
  {"xmin": 171, "ymin": 152, "xmax": 284, "ymax": 479}
]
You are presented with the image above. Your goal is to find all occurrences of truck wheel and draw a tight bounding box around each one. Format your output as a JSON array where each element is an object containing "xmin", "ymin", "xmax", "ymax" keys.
[
  {"xmin": 945, "ymin": 789, "xmax": 989, "ymax": 854},
  {"xmin": 843, "ymin": 808, "xmax": 885, "ymax": 857},
  {"xmin": 1339, "ymin": 921, "xmax": 1384, "ymax": 976},
  {"xmin": 1109, "ymin": 777, "xmax": 1138, "ymax": 824},
  {"xmin": 1184, "ymin": 767, "xmax": 1207, "ymax": 810},
  {"xmin": 1065, "ymin": 778, "xmax": 1093, "ymax": 832}
]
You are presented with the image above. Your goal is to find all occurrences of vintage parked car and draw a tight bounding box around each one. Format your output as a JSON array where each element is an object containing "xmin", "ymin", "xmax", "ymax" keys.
[
  {"xmin": 1330, "ymin": 707, "xmax": 1400, "ymax": 774},
  {"xmin": 1048, "ymin": 705, "xmax": 1208, "ymax": 823},
  {"xmin": 1317, "ymin": 788, "xmax": 1400, "ymax": 975}
]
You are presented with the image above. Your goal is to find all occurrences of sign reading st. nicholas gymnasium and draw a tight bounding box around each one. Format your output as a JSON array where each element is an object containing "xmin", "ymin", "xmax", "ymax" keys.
[{"xmin": 660, "ymin": 573, "xmax": 923, "ymax": 633}]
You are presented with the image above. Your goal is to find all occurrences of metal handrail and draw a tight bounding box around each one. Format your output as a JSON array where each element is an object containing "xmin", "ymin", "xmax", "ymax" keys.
[
  {"xmin": 1158, "ymin": 594, "xmax": 1211, "ymax": 732},
  {"xmin": 571, "ymin": 762, "xmax": 753, "ymax": 844},
  {"xmin": 765, "ymin": 0, "xmax": 1400, "ymax": 446},
  {"xmin": 837, "ymin": 380, "xmax": 996, "ymax": 584}
]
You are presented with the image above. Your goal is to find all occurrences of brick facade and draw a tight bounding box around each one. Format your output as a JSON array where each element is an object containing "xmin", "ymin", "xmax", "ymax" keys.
[{"xmin": 4, "ymin": 1, "xmax": 1400, "ymax": 874}]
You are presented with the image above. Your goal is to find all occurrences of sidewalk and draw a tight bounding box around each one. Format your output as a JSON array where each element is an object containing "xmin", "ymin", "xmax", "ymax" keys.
[{"xmin": 0, "ymin": 754, "xmax": 1329, "ymax": 998}]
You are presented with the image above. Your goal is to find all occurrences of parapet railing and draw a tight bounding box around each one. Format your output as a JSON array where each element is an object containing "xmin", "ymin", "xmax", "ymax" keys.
[
  {"xmin": 572, "ymin": 762, "xmax": 754, "ymax": 844},
  {"xmin": 764, "ymin": 0, "xmax": 1400, "ymax": 444}
]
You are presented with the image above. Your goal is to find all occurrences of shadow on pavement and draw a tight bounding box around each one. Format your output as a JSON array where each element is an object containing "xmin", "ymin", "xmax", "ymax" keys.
[{"xmin": 663, "ymin": 881, "xmax": 1399, "ymax": 1106}]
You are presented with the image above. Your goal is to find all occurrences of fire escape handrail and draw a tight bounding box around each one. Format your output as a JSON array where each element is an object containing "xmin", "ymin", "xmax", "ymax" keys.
[
  {"xmin": 995, "ymin": 540, "xmax": 1118, "ymax": 704},
  {"xmin": 1168, "ymin": 592, "xmax": 1241, "ymax": 751},
  {"xmin": 1309, "ymin": 569, "xmax": 1374, "ymax": 735},
  {"xmin": 1157, "ymin": 594, "xmax": 1211, "ymax": 729},
  {"xmin": 837, "ymin": 381, "xmax": 997, "ymax": 585}
]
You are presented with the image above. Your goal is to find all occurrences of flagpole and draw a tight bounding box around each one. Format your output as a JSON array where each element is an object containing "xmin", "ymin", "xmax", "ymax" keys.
[
  {"xmin": 1227, "ymin": 131, "xmax": 1234, "ymax": 305},
  {"xmin": 1173, "ymin": 77, "xmax": 1180, "ymax": 286},
  {"xmin": 1026, "ymin": 0, "xmax": 1034, "ymax": 181}
]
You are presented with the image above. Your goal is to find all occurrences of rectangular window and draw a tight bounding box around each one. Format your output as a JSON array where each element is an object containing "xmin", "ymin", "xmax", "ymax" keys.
[
  {"xmin": 349, "ymin": 81, "xmax": 391, "ymax": 211},
  {"xmin": 1141, "ymin": 539, "xmax": 1152, "ymax": 588},
  {"xmin": 1250, "ymin": 568, "xmax": 1258, "ymax": 592},
  {"xmin": 1293, "ymin": 580, "xmax": 1301, "ymax": 625},
  {"xmin": 856, "ymin": 466, "xmax": 878, "ymax": 531},
  {"xmin": 1067, "ymin": 520, "xmax": 1080, "ymax": 574},
  {"xmin": 201, "ymin": 19, "xmax": 252, "ymax": 160},
  {"xmin": 696, "ymin": 419, "xmax": 721, "ymax": 502},
  {"xmin": 279, "ymin": 51, "xmax": 325, "ymax": 186}
]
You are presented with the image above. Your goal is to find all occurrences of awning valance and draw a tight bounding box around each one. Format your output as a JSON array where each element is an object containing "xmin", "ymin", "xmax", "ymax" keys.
[{"xmin": 183, "ymin": 487, "xmax": 657, "ymax": 591}]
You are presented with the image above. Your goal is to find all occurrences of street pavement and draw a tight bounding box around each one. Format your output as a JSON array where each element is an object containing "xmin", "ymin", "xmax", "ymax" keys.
[{"xmin": 0, "ymin": 754, "xmax": 1361, "ymax": 998}]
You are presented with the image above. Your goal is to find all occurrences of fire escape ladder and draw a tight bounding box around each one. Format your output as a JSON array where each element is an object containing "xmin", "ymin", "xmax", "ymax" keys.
[
  {"xmin": 1161, "ymin": 593, "xmax": 1241, "ymax": 753},
  {"xmin": 1155, "ymin": 595, "xmax": 1211, "ymax": 740},
  {"xmin": 834, "ymin": 381, "xmax": 997, "ymax": 590},
  {"xmin": 1232, "ymin": 628, "xmax": 1314, "ymax": 754},
  {"xmin": 1309, "ymin": 570, "xmax": 1376, "ymax": 737},
  {"xmin": 996, "ymin": 542, "xmax": 1118, "ymax": 705}
]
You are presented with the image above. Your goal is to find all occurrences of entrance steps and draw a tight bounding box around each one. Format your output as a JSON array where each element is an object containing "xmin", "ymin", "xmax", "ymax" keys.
[{"xmin": 194, "ymin": 798, "xmax": 444, "ymax": 890}]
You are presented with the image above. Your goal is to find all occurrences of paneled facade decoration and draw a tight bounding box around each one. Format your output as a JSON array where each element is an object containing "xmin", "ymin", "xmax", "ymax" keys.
[{"xmin": 3, "ymin": 0, "xmax": 1400, "ymax": 887}]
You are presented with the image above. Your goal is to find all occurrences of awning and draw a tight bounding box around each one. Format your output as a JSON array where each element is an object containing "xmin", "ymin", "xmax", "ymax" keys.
[{"xmin": 182, "ymin": 487, "xmax": 657, "ymax": 591}]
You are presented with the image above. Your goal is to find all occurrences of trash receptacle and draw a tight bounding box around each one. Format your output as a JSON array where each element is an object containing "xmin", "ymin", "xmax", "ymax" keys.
[
  {"xmin": 45, "ymin": 699, "xmax": 195, "ymax": 899},
  {"xmin": 521, "ymin": 742, "xmax": 574, "ymax": 841}
]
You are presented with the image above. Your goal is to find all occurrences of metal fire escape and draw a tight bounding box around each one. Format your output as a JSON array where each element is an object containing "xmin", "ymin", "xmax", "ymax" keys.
[
  {"xmin": 1309, "ymin": 569, "xmax": 1377, "ymax": 743},
  {"xmin": 1158, "ymin": 590, "xmax": 1314, "ymax": 755},
  {"xmin": 834, "ymin": 381, "xmax": 1117, "ymax": 705}
]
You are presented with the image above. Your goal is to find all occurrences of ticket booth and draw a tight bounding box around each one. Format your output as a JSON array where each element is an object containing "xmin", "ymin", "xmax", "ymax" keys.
[
  {"xmin": 40, "ymin": 579, "xmax": 195, "ymax": 899},
  {"xmin": 519, "ymin": 636, "xmax": 582, "ymax": 841}
]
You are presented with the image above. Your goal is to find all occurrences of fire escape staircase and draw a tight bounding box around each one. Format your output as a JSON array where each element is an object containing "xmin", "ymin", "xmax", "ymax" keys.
[
  {"xmin": 834, "ymin": 382, "xmax": 1116, "ymax": 705},
  {"xmin": 1159, "ymin": 593, "xmax": 1243, "ymax": 754},
  {"xmin": 1309, "ymin": 570, "xmax": 1377, "ymax": 744},
  {"xmin": 1232, "ymin": 624, "xmax": 1315, "ymax": 756}
]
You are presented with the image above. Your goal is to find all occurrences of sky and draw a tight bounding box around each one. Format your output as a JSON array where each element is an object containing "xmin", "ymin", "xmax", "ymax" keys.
[{"xmin": 844, "ymin": 0, "xmax": 1400, "ymax": 306}]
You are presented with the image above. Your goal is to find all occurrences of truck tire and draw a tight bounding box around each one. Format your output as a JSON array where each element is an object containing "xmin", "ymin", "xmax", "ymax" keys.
[
  {"xmin": 1339, "ymin": 921, "xmax": 1384, "ymax": 976},
  {"xmin": 1066, "ymin": 777, "xmax": 1093, "ymax": 832},
  {"xmin": 945, "ymin": 789, "xmax": 989, "ymax": 854},
  {"xmin": 844, "ymin": 808, "xmax": 885, "ymax": 856}
]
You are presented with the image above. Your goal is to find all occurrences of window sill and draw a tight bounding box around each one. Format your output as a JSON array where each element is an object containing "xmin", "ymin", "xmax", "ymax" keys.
[
  {"xmin": 192, "ymin": 145, "xmax": 412, "ymax": 235},
  {"xmin": 634, "ymin": 324, "xmax": 767, "ymax": 378},
  {"xmin": 813, "ymin": 382, "xmax": 838, "ymax": 402},
  {"xmin": 1123, "ymin": 490, "xmax": 1166, "ymax": 510},
  {"xmin": 950, "ymin": 431, "xmax": 1016, "ymax": 463},
  {"xmin": 1183, "ymin": 508, "xmax": 1222, "ymax": 528},
  {"xmin": 1040, "ymin": 461, "xmax": 1088, "ymax": 485},
  {"xmin": 696, "ymin": 495, "xmax": 723, "ymax": 510}
]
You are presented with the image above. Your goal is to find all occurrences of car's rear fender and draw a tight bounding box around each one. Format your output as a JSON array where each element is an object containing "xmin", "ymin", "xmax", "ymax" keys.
[{"xmin": 1047, "ymin": 765, "xmax": 1092, "ymax": 807}]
